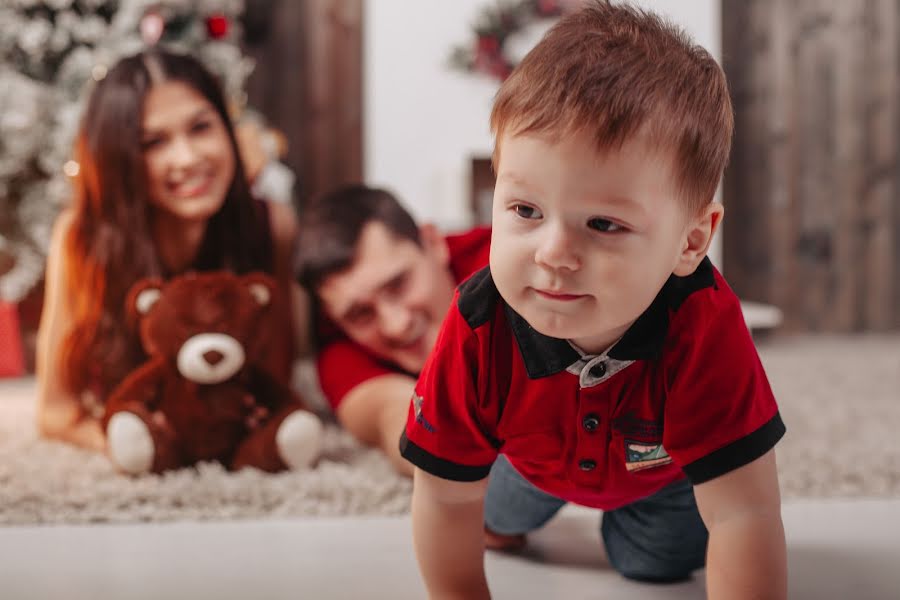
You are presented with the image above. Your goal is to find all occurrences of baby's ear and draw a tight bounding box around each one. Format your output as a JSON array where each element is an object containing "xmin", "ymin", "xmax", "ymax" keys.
[
  {"xmin": 241, "ymin": 272, "xmax": 277, "ymax": 308},
  {"xmin": 673, "ymin": 203, "xmax": 724, "ymax": 277},
  {"xmin": 125, "ymin": 278, "xmax": 164, "ymax": 328}
]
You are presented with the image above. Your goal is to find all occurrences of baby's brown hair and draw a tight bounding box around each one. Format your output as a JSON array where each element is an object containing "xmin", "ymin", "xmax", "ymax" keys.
[{"xmin": 491, "ymin": 0, "xmax": 733, "ymax": 214}]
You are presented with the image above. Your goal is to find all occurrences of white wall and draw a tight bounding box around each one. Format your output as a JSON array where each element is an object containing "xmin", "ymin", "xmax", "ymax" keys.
[
  {"xmin": 364, "ymin": 0, "xmax": 723, "ymax": 265},
  {"xmin": 364, "ymin": 0, "xmax": 496, "ymax": 230}
]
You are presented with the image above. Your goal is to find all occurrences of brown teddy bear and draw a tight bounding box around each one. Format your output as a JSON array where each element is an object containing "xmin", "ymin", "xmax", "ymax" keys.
[{"xmin": 103, "ymin": 271, "xmax": 323, "ymax": 475}]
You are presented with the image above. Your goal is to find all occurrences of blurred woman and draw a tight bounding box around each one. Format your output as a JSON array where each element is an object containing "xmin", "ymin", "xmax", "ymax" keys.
[{"xmin": 36, "ymin": 49, "xmax": 306, "ymax": 451}]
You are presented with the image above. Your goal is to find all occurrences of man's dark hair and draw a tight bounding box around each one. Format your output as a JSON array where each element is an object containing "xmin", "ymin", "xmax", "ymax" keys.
[{"xmin": 296, "ymin": 185, "xmax": 421, "ymax": 293}]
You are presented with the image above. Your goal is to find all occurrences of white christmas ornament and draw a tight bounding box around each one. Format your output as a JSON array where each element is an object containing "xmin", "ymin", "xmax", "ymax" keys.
[{"xmin": 140, "ymin": 11, "xmax": 165, "ymax": 45}]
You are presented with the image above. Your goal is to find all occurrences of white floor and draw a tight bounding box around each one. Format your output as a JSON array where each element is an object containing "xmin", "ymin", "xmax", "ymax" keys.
[{"xmin": 1, "ymin": 499, "xmax": 898, "ymax": 600}]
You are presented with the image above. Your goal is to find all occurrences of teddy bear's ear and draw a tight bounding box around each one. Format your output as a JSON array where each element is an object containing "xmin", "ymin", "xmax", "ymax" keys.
[
  {"xmin": 241, "ymin": 273, "xmax": 277, "ymax": 307},
  {"xmin": 135, "ymin": 288, "xmax": 161, "ymax": 314},
  {"xmin": 126, "ymin": 278, "xmax": 165, "ymax": 325},
  {"xmin": 249, "ymin": 283, "xmax": 270, "ymax": 306}
]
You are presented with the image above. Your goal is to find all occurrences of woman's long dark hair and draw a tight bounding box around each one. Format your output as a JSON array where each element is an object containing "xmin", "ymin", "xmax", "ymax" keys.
[{"xmin": 61, "ymin": 49, "xmax": 273, "ymax": 398}]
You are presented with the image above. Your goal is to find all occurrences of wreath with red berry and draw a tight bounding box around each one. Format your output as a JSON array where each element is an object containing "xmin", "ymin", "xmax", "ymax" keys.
[
  {"xmin": 449, "ymin": 0, "xmax": 581, "ymax": 81},
  {"xmin": 139, "ymin": 7, "xmax": 234, "ymax": 46}
]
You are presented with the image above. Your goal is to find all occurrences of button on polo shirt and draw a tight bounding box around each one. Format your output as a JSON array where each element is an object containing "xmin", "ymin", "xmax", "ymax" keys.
[
  {"xmin": 401, "ymin": 259, "xmax": 786, "ymax": 511},
  {"xmin": 582, "ymin": 414, "xmax": 601, "ymax": 432},
  {"xmin": 589, "ymin": 362, "xmax": 607, "ymax": 378}
]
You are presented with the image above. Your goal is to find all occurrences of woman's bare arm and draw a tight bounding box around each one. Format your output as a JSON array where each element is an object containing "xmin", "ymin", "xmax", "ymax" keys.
[{"xmin": 35, "ymin": 209, "xmax": 105, "ymax": 451}]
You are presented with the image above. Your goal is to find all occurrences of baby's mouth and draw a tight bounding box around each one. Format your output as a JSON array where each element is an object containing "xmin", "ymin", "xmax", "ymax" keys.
[{"xmin": 534, "ymin": 288, "xmax": 587, "ymax": 302}]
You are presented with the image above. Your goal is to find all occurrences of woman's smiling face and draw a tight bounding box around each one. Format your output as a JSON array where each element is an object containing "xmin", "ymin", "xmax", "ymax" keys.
[{"xmin": 141, "ymin": 81, "xmax": 235, "ymax": 223}]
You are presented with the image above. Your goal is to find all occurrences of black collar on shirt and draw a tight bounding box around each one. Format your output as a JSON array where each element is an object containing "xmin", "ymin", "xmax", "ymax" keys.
[{"xmin": 508, "ymin": 257, "xmax": 716, "ymax": 379}]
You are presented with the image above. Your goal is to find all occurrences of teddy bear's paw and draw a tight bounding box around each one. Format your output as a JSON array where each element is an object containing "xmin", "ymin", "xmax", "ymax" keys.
[
  {"xmin": 107, "ymin": 412, "xmax": 156, "ymax": 474},
  {"xmin": 276, "ymin": 411, "xmax": 324, "ymax": 470}
]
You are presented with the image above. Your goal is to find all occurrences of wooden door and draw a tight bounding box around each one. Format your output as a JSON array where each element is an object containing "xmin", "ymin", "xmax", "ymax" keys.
[
  {"xmin": 243, "ymin": 0, "xmax": 363, "ymax": 205},
  {"xmin": 722, "ymin": 0, "xmax": 900, "ymax": 331}
]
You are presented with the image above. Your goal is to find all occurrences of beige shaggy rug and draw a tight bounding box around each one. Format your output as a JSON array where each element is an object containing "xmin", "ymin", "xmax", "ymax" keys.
[{"xmin": 0, "ymin": 334, "xmax": 897, "ymax": 525}]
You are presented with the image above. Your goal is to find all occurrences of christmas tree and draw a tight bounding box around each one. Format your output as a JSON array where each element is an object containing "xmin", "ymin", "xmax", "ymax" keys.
[{"xmin": 0, "ymin": 0, "xmax": 255, "ymax": 302}]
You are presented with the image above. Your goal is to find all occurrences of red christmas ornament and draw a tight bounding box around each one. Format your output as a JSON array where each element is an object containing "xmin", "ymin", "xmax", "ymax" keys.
[
  {"xmin": 0, "ymin": 302, "xmax": 25, "ymax": 378},
  {"xmin": 536, "ymin": 0, "xmax": 563, "ymax": 17},
  {"xmin": 476, "ymin": 35, "xmax": 500, "ymax": 54},
  {"xmin": 206, "ymin": 14, "xmax": 229, "ymax": 39}
]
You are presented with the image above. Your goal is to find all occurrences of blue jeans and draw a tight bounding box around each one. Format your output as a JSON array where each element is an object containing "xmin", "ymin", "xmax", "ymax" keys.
[{"xmin": 484, "ymin": 454, "xmax": 708, "ymax": 583}]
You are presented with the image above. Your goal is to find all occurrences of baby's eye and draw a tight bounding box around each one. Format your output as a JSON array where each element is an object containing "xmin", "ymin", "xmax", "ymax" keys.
[
  {"xmin": 513, "ymin": 204, "xmax": 542, "ymax": 220},
  {"xmin": 587, "ymin": 218, "xmax": 624, "ymax": 233}
]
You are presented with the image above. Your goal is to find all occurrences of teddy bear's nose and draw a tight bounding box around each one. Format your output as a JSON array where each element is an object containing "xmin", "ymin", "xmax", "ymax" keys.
[{"xmin": 203, "ymin": 350, "xmax": 225, "ymax": 366}]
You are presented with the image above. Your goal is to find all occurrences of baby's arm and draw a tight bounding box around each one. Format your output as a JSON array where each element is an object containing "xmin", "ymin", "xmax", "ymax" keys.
[
  {"xmin": 693, "ymin": 449, "xmax": 786, "ymax": 599},
  {"xmin": 411, "ymin": 467, "xmax": 491, "ymax": 600}
]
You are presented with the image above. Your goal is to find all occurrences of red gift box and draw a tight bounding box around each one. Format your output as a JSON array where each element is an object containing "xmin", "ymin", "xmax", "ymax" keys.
[{"xmin": 0, "ymin": 301, "xmax": 25, "ymax": 378}]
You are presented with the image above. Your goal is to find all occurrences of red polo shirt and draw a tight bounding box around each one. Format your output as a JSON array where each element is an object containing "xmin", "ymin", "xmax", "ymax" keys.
[
  {"xmin": 400, "ymin": 258, "xmax": 785, "ymax": 510},
  {"xmin": 316, "ymin": 227, "xmax": 492, "ymax": 410}
]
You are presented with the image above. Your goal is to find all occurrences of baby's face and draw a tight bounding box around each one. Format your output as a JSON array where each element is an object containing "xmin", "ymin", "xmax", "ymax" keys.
[{"xmin": 490, "ymin": 129, "xmax": 695, "ymax": 354}]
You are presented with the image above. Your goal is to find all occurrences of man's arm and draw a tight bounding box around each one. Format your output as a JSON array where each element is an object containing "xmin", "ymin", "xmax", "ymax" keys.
[
  {"xmin": 336, "ymin": 374, "xmax": 416, "ymax": 476},
  {"xmin": 693, "ymin": 449, "xmax": 787, "ymax": 599},
  {"xmin": 412, "ymin": 468, "xmax": 491, "ymax": 600}
]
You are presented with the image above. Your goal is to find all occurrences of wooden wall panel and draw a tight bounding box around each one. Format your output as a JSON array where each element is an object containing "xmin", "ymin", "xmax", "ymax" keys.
[
  {"xmin": 861, "ymin": 0, "xmax": 897, "ymax": 330},
  {"xmin": 723, "ymin": 0, "xmax": 780, "ymax": 316},
  {"xmin": 723, "ymin": 0, "xmax": 900, "ymax": 331},
  {"xmin": 767, "ymin": 0, "xmax": 800, "ymax": 329},
  {"xmin": 243, "ymin": 0, "xmax": 363, "ymax": 205}
]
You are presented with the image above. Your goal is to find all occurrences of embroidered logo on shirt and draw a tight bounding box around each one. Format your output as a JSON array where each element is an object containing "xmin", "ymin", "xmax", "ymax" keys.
[
  {"xmin": 613, "ymin": 412, "xmax": 664, "ymax": 439},
  {"xmin": 624, "ymin": 439, "xmax": 672, "ymax": 472},
  {"xmin": 412, "ymin": 392, "xmax": 435, "ymax": 433}
]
